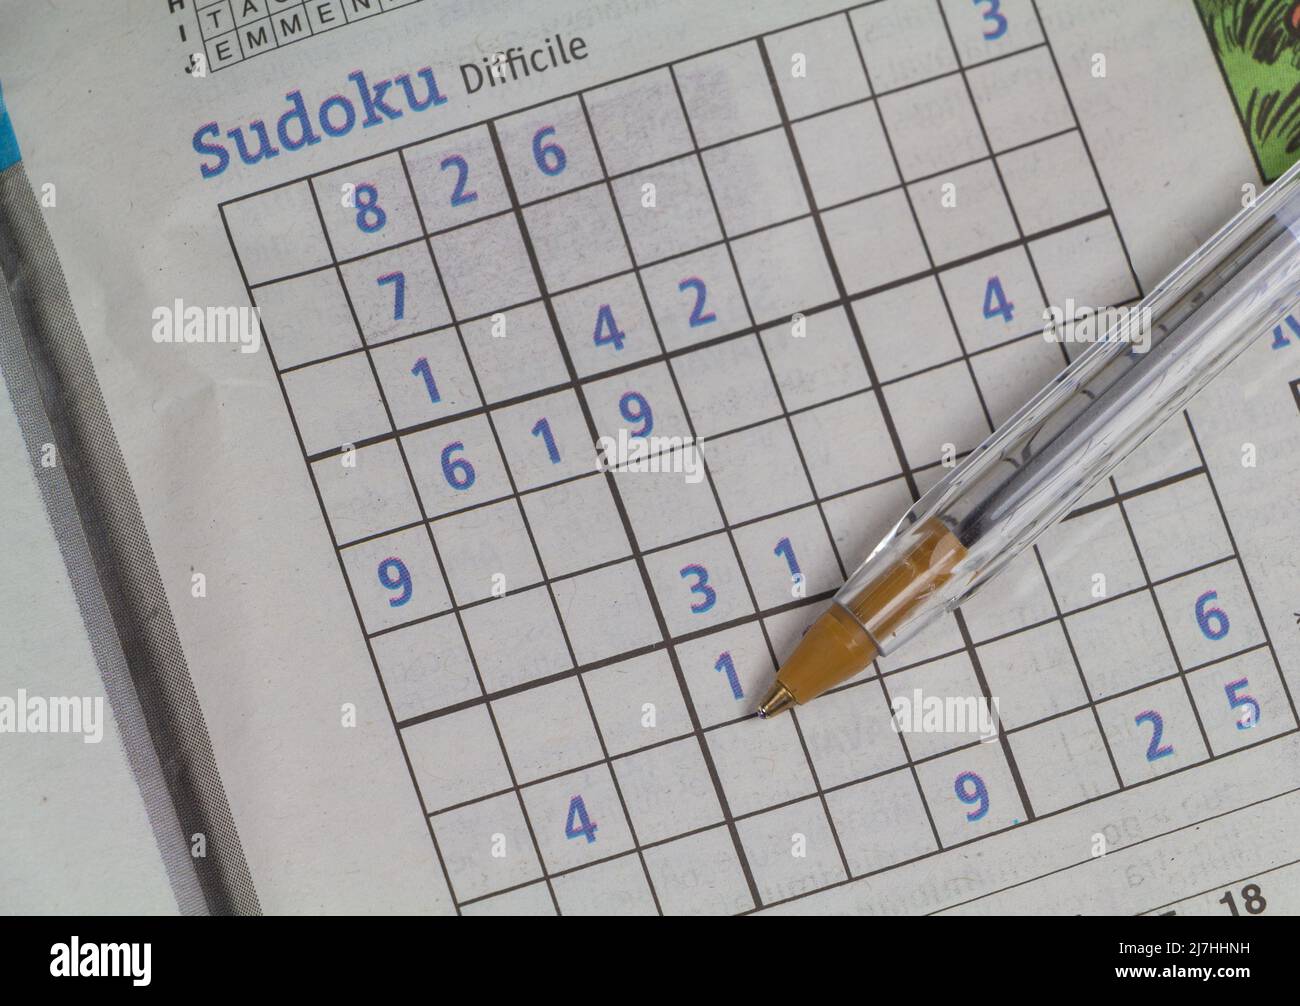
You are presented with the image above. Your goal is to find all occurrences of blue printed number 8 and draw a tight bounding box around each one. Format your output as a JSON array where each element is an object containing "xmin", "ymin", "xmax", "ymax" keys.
[{"xmin": 353, "ymin": 182, "xmax": 387, "ymax": 233}]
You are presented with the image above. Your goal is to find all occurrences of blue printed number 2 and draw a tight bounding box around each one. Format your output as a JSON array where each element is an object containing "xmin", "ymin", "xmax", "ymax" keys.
[
  {"xmin": 565, "ymin": 795, "xmax": 597, "ymax": 844},
  {"xmin": 439, "ymin": 154, "xmax": 478, "ymax": 206},
  {"xmin": 1135, "ymin": 709, "xmax": 1174, "ymax": 761},
  {"xmin": 679, "ymin": 277, "xmax": 716, "ymax": 328},
  {"xmin": 973, "ymin": 0, "xmax": 1008, "ymax": 40},
  {"xmin": 680, "ymin": 564, "xmax": 717, "ymax": 613}
]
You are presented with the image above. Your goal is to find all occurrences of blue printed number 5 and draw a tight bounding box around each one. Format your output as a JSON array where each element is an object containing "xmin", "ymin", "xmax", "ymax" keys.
[
  {"xmin": 1225, "ymin": 678, "xmax": 1260, "ymax": 730},
  {"xmin": 680, "ymin": 563, "xmax": 717, "ymax": 613},
  {"xmin": 973, "ymin": 0, "xmax": 1008, "ymax": 40}
]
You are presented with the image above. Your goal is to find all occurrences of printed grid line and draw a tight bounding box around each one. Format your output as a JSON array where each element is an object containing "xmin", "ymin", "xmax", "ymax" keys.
[
  {"xmin": 287, "ymin": 213, "xmax": 1111, "ymax": 467},
  {"xmin": 658, "ymin": 55, "xmax": 857, "ymax": 885},
  {"xmin": 832, "ymin": 4, "xmax": 1047, "ymax": 831},
  {"xmin": 215, "ymin": 0, "xmax": 1300, "ymax": 914},
  {"xmin": 215, "ymin": 200, "xmax": 464, "ymax": 913}
]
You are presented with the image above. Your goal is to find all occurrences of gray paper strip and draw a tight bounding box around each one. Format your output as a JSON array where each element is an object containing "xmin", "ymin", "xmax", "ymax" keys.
[{"xmin": 0, "ymin": 160, "xmax": 260, "ymax": 916}]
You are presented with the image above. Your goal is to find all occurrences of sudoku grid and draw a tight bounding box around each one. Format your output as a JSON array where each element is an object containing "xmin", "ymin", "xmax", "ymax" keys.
[
  {"xmin": 219, "ymin": 0, "xmax": 1298, "ymax": 915},
  {"xmin": 192, "ymin": 0, "xmax": 424, "ymax": 72}
]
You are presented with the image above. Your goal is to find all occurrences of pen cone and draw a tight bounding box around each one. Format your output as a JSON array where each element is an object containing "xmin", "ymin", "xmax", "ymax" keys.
[{"xmin": 757, "ymin": 602, "xmax": 878, "ymax": 718}]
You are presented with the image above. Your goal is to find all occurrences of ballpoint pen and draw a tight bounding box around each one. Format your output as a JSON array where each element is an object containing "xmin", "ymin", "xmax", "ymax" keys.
[{"xmin": 758, "ymin": 159, "xmax": 1300, "ymax": 718}]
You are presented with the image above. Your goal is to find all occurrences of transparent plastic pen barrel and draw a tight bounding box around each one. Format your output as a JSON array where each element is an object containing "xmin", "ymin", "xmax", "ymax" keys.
[{"xmin": 840, "ymin": 160, "xmax": 1300, "ymax": 657}]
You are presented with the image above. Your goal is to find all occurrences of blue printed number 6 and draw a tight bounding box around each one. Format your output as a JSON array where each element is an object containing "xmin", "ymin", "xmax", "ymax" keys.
[{"xmin": 532, "ymin": 126, "xmax": 566, "ymax": 176}]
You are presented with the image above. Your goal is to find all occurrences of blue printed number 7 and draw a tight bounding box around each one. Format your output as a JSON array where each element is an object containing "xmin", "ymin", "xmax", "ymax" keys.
[{"xmin": 973, "ymin": 0, "xmax": 1008, "ymax": 40}]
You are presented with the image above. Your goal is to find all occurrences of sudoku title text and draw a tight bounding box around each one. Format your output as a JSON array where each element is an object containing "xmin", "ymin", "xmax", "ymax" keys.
[{"xmin": 192, "ymin": 34, "xmax": 589, "ymax": 180}]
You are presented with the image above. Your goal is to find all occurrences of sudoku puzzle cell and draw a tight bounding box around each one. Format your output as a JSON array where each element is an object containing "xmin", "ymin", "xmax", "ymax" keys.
[{"xmin": 220, "ymin": 0, "xmax": 1298, "ymax": 915}]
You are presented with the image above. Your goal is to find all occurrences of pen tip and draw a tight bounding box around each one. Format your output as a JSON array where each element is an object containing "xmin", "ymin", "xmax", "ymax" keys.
[{"xmin": 756, "ymin": 683, "xmax": 796, "ymax": 720}]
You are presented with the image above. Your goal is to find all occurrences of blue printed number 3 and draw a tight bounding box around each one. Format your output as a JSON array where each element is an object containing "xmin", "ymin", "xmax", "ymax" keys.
[
  {"xmin": 973, "ymin": 0, "xmax": 1008, "ymax": 40},
  {"xmin": 680, "ymin": 563, "xmax": 717, "ymax": 613}
]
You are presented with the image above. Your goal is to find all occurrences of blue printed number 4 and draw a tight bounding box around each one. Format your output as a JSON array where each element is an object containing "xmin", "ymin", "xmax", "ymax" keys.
[
  {"xmin": 983, "ymin": 276, "xmax": 1014, "ymax": 323},
  {"xmin": 565, "ymin": 795, "xmax": 597, "ymax": 844},
  {"xmin": 593, "ymin": 303, "xmax": 625, "ymax": 351}
]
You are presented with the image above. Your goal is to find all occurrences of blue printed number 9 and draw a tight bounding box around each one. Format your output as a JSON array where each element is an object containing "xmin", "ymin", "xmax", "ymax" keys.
[
  {"xmin": 619, "ymin": 392, "xmax": 653, "ymax": 437},
  {"xmin": 378, "ymin": 557, "xmax": 413, "ymax": 607},
  {"xmin": 954, "ymin": 771, "xmax": 989, "ymax": 821},
  {"xmin": 532, "ymin": 126, "xmax": 567, "ymax": 176}
]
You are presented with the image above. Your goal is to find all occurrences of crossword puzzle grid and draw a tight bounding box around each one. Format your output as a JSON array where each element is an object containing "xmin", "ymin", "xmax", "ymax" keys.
[
  {"xmin": 194, "ymin": 0, "xmax": 423, "ymax": 72},
  {"xmin": 221, "ymin": 0, "xmax": 1298, "ymax": 915}
]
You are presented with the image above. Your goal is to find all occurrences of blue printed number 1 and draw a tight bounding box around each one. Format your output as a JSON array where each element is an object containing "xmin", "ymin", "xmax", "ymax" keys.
[
  {"xmin": 411, "ymin": 357, "xmax": 441, "ymax": 404},
  {"xmin": 565, "ymin": 795, "xmax": 597, "ymax": 843},
  {"xmin": 531, "ymin": 418, "xmax": 561, "ymax": 463},
  {"xmin": 715, "ymin": 651, "xmax": 743, "ymax": 699}
]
